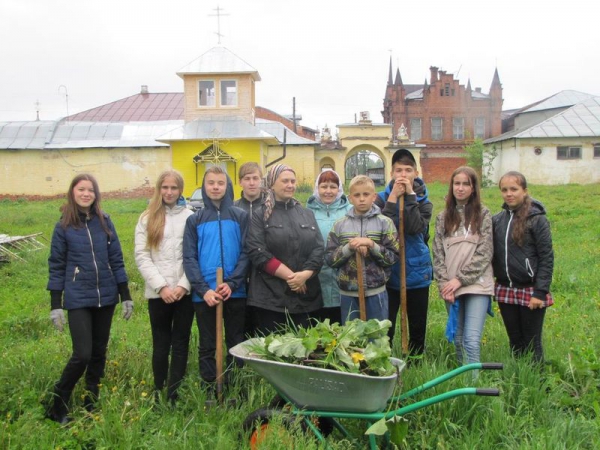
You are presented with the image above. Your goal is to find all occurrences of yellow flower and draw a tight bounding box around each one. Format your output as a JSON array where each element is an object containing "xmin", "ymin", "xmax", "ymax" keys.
[
  {"xmin": 351, "ymin": 352, "xmax": 365, "ymax": 364},
  {"xmin": 141, "ymin": 392, "xmax": 148, "ymax": 398},
  {"xmin": 324, "ymin": 339, "xmax": 337, "ymax": 353}
]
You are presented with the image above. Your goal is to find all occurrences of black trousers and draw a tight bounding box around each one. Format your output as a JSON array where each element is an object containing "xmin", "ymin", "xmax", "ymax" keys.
[
  {"xmin": 193, "ymin": 298, "xmax": 246, "ymax": 382},
  {"xmin": 498, "ymin": 302, "xmax": 546, "ymax": 363},
  {"xmin": 251, "ymin": 307, "xmax": 313, "ymax": 336},
  {"xmin": 387, "ymin": 286, "xmax": 430, "ymax": 356},
  {"xmin": 55, "ymin": 304, "xmax": 116, "ymax": 399},
  {"xmin": 148, "ymin": 295, "xmax": 194, "ymax": 399}
]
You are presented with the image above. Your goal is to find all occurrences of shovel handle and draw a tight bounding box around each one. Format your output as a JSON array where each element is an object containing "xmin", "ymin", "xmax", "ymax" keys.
[
  {"xmin": 398, "ymin": 195, "xmax": 409, "ymax": 355},
  {"xmin": 215, "ymin": 267, "xmax": 224, "ymax": 402},
  {"xmin": 356, "ymin": 252, "xmax": 366, "ymax": 321}
]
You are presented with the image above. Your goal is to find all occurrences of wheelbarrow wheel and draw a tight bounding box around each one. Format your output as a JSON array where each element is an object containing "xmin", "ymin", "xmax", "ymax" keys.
[
  {"xmin": 268, "ymin": 395, "xmax": 335, "ymax": 438},
  {"xmin": 243, "ymin": 408, "xmax": 296, "ymax": 450}
]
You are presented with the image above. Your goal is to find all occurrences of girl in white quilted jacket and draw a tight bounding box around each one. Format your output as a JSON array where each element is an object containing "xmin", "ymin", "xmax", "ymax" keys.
[{"xmin": 135, "ymin": 170, "xmax": 194, "ymax": 403}]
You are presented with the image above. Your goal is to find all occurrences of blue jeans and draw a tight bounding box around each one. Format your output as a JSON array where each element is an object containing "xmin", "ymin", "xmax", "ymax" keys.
[
  {"xmin": 446, "ymin": 294, "xmax": 490, "ymax": 364},
  {"xmin": 340, "ymin": 291, "xmax": 388, "ymax": 324}
]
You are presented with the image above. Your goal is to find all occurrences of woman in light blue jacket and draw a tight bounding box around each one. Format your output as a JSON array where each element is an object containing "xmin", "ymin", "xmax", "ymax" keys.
[{"xmin": 306, "ymin": 169, "xmax": 352, "ymax": 324}]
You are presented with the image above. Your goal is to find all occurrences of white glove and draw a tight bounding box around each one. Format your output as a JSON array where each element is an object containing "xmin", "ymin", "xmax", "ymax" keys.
[
  {"xmin": 50, "ymin": 309, "xmax": 66, "ymax": 332},
  {"xmin": 122, "ymin": 300, "xmax": 134, "ymax": 320}
]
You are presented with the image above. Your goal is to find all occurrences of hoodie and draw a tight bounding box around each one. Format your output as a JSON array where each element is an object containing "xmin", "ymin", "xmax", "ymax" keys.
[
  {"xmin": 375, "ymin": 177, "xmax": 433, "ymax": 290},
  {"xmin": 182, "ymin": 171, "xmax": 249, "ymax": 302}
]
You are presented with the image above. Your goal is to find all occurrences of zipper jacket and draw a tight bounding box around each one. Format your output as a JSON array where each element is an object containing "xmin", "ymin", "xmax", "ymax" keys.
[
  {"xmin": 375, "ymin": 177, "xmax": 433, "ymax": 290},
  {"xmin": 492, "ymin": 198, "xmax": 554, "ymax": 300},
  {"xmin": 47, "ymin": 211, "xmax": 128, "ymax": 309},
  {"xmin": 234, "ymin": 191, "xmax": 267, "ymax": 220},
  {"xmin": 183, "ymin": 172, "xmax": 249, "ymax": 302},
  {"xmin": 135, "ymin": 204, "xmax": 193, "ymax": 299},
  {"xmin": 307, "ymin": 193, "xmax": 352, "ymax": 307},
  {"xmin": 246, "ymin": 200, "xmax": 324, "ymax": 314},
  {"xmin": 325, "ymin": 204, "xmax": 399, "ymax": 295},
  {"xmin": 432, "ymin": 206, "xmax": 494, "ymax": 297}
]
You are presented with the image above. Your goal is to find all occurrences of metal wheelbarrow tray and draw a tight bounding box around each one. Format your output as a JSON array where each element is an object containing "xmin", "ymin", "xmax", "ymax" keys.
[{"xmin": 230, "ymin": 339, "xmax": 407, "ymax": 413}]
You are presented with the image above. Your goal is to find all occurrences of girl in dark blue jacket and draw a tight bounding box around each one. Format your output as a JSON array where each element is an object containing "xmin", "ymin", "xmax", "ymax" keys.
[{"xmin": 46, "ymin": 174, "xmax": 132, "ymax": 424}]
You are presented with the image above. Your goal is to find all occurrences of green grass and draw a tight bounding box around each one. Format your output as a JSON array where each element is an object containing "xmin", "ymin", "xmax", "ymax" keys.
[{"xmin": 1, "ymin": 184, "xmax": 599, "ymax": 449}]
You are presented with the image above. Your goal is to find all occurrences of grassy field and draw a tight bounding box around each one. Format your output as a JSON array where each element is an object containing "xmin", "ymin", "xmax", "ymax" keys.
[{"xmin": 1, "ymin": 182, "xmax": 599, "ymax": 449}]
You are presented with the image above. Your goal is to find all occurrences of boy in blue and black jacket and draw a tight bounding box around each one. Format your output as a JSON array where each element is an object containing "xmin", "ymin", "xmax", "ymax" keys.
[
  {"xmin": 183, "ymin": 167, "xmax": 249, "ymax": 388},
  {"xmin": 375, "ymin": 149, "xmax": 433, "ymax": 357}
]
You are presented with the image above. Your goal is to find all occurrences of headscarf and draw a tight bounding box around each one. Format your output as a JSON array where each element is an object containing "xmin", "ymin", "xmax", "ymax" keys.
[
  {"xmin": 263, "ymin": 164, "xmax": 298, "ymax": 221},
  {"xmin": 313, "ymin": 168, "xmax": 343, "ymax": 204}
]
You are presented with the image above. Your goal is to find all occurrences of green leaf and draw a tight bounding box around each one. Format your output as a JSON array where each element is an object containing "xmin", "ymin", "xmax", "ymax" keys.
[
  {"xmin": 386, "ymin": 415, "xmax": 409, "ymax": 447},
  {"xmin": 364, "ymin": 417, "xmax": 388, "ymax": 436}
]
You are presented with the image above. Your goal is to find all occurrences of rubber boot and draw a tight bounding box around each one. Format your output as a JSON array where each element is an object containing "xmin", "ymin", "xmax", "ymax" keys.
[
  {"xmin": 46, "ymin": 386, "xmax": 72, "ymax": 425},
  {"xmin": 83, "ymin": 385, "xmax": 99, "ymax": 413}
]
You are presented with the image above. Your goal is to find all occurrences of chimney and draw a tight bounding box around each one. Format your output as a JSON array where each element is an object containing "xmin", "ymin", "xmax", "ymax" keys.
[
  {"xmin": 430, "ymin": 66, "xmax": 439, "ymax": 84},
  {"xmin": 141, "ymin": 85, "xmax": 149, "ymax": 94},
  {"xmin": 475, "ymin": 87, "xmax": 482, "ymax": 93}
]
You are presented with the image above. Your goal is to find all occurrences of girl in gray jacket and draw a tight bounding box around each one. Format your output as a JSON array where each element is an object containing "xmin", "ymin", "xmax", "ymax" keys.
[{"xmin": 433, "ymin": 167, "xmax": 494, "ymax": 368}]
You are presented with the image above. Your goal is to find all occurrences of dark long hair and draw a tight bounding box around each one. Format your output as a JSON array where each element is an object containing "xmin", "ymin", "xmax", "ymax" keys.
[
  {"xmin": 499, "ymin": 171, "xmax": 531, "ymax": 247},
  {"xmin": 60, "ymin": 173, "xmax": 111, "ymax": 236},
  {"xmin": 443, "ymin": 166, "xmax": 483, "ymax": 236}
]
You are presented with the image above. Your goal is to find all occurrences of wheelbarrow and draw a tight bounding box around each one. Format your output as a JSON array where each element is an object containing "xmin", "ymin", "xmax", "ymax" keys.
[{"xmin": 230, "ymin": 339, "xmax": 502, "ymax": 449}]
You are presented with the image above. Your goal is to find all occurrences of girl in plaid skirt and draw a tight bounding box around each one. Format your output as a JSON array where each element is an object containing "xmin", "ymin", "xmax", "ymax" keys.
[{"xmin": 492, "ymin": 171, "xmax": 554, "ymax": 363}]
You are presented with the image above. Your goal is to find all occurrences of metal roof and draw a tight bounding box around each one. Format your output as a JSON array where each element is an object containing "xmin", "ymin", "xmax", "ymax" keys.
[
  {"xmin": 254, "ymin": 119, "xmax": 316, "ymax": 145},
  {"xmin": 0, "ymin": 120, "xmax": 182, "ymax": 149},
  {"xmin": 155, "ymin": 116, "xmax": 278, "ymax": 143},
  {"xmin": 523, "ymin": 90, "xmax": 596, "ymax": 113},
  {"xmin": 0, "ymin": 121, "xmax": 55, "ymax": 149},
  {"xmin": 176, "ymin": 46, "xmax": 261, "ymax": 81},
  {"xmin": 66, "ymin": 93, "xmax": 184, "ymax": 122},
  {"xmin": 485, "ymin": 96, "xmax": 600, "ymax": 144}
]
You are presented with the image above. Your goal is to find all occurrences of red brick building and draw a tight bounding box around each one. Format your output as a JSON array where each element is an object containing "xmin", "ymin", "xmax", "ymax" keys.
[{"xmin": 382, "ymin": 62, "xmax": 503, "ymax": 181}]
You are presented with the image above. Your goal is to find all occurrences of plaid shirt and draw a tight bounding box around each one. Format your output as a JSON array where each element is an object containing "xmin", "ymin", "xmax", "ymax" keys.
[{"xmin": 495, "ymin": 284, "xmax": 554, "ymax": 307}]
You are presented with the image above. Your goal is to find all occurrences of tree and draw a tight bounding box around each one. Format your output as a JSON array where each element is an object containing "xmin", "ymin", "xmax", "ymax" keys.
[{"xmin": 464, "ymin": 139, "xmax": 498, "ymax": 187}]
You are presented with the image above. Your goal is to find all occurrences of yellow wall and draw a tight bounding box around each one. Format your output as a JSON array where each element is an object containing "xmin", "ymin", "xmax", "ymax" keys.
[
  {"xmin": 170, "ymin": 139, "xmax": 263, "ymax": 198},
  {"xmin": 0, "ymin": 147, "xmax": 171, "ymax": 196},
  {"xmin": 265, "ymin": 145, "xmax": 316, "ymax": 187}
]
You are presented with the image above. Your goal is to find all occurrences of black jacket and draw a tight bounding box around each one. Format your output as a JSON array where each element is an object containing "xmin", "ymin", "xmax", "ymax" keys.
[
  {"xmin": 245, "ymin": 200, "xmax": 324, "ymax": 314},
  {"xmin": 492, "ymin": 199, "xmax": 554, "ymax": 299}
]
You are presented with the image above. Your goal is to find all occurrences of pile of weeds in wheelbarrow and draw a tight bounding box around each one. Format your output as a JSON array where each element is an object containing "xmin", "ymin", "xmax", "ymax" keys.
[{"xmin": 247, "ymin": 318, "xmax": 396, "ymax": 376}]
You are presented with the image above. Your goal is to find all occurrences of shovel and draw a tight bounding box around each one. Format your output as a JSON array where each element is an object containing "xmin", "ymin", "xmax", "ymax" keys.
[
  {"xmin": 215, "ymin": 267, "xmax": 224, "ymax": 403},
  {"xmin": 356, "ymin": 253, "xmax": 367, "ymax": 321},
  {"xmin": 398, "ymin": 195, "xmax": 409, "ymax": 356}
]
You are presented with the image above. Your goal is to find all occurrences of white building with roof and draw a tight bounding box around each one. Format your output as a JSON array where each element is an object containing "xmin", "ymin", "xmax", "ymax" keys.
[{"xmin": 484, "ymin": 90, "xmax": 600, "ymax": 185}]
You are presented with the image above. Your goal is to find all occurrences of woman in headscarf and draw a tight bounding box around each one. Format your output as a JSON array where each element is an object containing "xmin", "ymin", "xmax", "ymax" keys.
[
  {"xmin": 306, "ymin": 169, "xmax": 351, "ymax": 324},
  {"xmin": 246, "ymin": 164, "xmax": 324, "ymax": 334}
]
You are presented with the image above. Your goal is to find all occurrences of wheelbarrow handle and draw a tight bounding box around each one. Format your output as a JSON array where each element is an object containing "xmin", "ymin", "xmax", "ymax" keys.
[
  {"xmin": 481, "ymin": 363, "xmax": 504, "ymax": 370},
  {"xmin": 475, "ymin": 388, "xmax": 500, "ymax": 396}
]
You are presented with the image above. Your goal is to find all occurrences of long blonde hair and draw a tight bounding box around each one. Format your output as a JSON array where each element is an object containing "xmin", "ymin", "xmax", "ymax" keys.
[{"xmin": 142, "ymin": 170, "xmax": 184, "ymax": 249}]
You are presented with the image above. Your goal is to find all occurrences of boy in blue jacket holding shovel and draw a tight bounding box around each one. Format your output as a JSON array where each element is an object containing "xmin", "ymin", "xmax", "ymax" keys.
[{"xmin": 183, "ymin": 166, "xmax": 249, "ymax": 392}]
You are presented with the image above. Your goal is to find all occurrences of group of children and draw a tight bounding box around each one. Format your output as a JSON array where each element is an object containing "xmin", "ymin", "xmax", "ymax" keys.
[{"xmin": 44, "ymin": 150, "xmax": 554, "ymax": 424}]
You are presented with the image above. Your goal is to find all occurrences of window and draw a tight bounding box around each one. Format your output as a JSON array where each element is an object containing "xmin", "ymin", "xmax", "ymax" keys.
[
  {"xmin": 445, "ymin": 83, "xmax": 450, "ymax": 96},
  {"xmin": 557, "ymin": 146, "xmax": 581, "ymax": 160},
  {"xmin": 453, "ymin": 118, "xmax": 465, "ymax": 140},
  {"xmin": 594, "ymin": 145, "xmax": 600, "ymax": 158},
  {"xmin": 474, "ymin": 117, "xmax": 485, "ymax": 139},
  {"xmin": 410, "ymin": 118, "xmax": 422, "ymax": 141},
  {"xmin": 220, "ymin": 80, "xmax": 237, "ymax": 106},
  {"xmin": 431, "ymin": 118, "xmax": 443, "ymax": 140},
  {"xmin": 198, "ymin": 81, "xmax": 215, "ymax": 106}
]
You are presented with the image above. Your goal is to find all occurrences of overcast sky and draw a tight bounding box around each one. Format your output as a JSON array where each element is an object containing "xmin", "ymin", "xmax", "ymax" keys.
[{"xmin": 1, "ymin": 0, "xmax": 598, "ymax": 132}]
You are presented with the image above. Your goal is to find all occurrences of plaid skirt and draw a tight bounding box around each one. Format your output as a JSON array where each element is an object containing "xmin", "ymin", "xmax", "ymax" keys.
[{"xmin": 495, "ymin": 284, "xmax": 554, "ymax": 307}]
